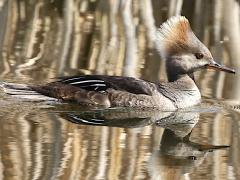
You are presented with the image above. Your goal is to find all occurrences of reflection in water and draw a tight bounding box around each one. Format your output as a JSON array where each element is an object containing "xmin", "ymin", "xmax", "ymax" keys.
[
  {"xmin": 149, "ymin": 127, "xmax": 229, "ymax": 180},
  {"xmin": 150, "ymin": 117, "xmax": 229, "ymax": 180},
  {"xmin": 58, "ymin": 108, "xmax": 180, "ymax": 128},
  {"xmin": 0, "ymin": 103, "xmax": 236, "ymax": 180},
  {"xmin": 57, "ymin": 108, "xmax": 230, "ymax": 180}
]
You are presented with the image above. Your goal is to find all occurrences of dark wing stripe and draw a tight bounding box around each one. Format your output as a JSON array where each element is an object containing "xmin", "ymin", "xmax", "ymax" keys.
[
  {"xmin": 62, "ymin": 77, "xmax": 86, "ymax": 82},
  {"xmin": 80, "ymin": 84, "xmax": 106, "ymax": 87},
  {"xmin": 79, "ymin": 84, "xmax": 107, "ymax": 91},
  {"xmin": 60, "ymin": 77, "xmax": 108, "ymax": 91},
  {"xmin": 70, "ymin": 80, "xmax": 105, "ymax": 85},
  {"xmin": 70, "ymin": 80, "xmax": 107, "ymax": 91},
  {"xmin": 58, "ymin": 75, "xmax": 152, "ymax": 95}
]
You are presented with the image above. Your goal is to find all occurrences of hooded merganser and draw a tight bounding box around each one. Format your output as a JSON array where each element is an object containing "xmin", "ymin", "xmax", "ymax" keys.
[{"xmin": 1, "ymin": 16, "xmax": 235, "ymax": 110}]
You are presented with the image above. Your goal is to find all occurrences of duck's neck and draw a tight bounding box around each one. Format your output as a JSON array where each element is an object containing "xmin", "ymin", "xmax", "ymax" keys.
[
  {"xmin": 163, "ymin": 68, "xmax": 201, "ymax": 108},
  {"xmin": 166, "ymin": 67, "xmax": 194, "ymax": 83},
  {"xmin": 167, "ymin": 72, "xmax": 195, "ymax": 83},
  {"xmin": 167, "ymin": 73, "xmax": 198, "ymax": 92},
  {"xmin": 166, "ymin": 57, "xmax": 196, "ymax": 82}
]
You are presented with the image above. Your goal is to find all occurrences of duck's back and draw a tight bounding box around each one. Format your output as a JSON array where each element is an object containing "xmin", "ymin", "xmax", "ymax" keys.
[{"xmin": 28, "ymin": 75, "xmax": 174, "ymax": 109}]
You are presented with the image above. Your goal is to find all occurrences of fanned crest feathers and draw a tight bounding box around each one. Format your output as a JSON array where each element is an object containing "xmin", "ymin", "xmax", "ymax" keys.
[{"xmin": 156, "ymin": 16, "xmax": 198, "ymax": 59}]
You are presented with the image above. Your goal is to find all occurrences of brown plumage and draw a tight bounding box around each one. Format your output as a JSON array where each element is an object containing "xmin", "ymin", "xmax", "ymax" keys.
[{"xmin": 1, "ymin": 16, "xmax": 235, "ymax": 110}]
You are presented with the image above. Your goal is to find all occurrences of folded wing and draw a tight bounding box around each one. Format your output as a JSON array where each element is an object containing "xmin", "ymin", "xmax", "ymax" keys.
[{"xmin": 58, "ymin": 75, "xmax": 153, "ymax": 95}]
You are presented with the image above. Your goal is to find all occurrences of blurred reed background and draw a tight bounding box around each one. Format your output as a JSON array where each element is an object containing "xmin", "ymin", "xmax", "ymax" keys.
[{"xmin": 0, "ymin": 0, "xmax": 240, "ymax": 180}]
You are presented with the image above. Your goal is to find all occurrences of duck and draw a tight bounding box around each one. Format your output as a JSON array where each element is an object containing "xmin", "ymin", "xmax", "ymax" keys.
[{"xmin": 1, "ymin": 16, "xmax": 235, "ymax": 110}]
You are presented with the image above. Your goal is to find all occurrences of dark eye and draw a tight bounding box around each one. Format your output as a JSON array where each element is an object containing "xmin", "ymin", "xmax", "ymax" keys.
[{"xmin": 195, "ymin": 53, "xmax": 204, "ymax": 59}]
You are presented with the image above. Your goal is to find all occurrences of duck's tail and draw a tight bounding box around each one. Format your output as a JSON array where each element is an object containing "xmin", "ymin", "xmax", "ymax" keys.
[{"xmin": 0, "ymin": 82, "xmax": 57, "ymax": 101}]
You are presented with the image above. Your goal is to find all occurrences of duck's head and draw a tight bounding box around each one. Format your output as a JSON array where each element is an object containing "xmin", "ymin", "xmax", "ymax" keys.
[{"xmin": 156, "ymin": 16, "xmax": 235, "ymax": 82}]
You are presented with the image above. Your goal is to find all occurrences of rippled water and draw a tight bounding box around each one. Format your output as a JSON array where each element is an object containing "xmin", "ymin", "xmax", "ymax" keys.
[
  {"xmin": 0, "ymin": 1, "xmax": 240, "ymax": 180},
  {"xmin": 0, "ymin": 97, "xmax": 239, "ymax": 180}
]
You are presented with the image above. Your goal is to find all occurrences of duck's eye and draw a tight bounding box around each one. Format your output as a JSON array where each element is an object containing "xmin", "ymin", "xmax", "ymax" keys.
[{"xmin": 195, "ymin": 53, "xmax": 204, "ymax": 59}]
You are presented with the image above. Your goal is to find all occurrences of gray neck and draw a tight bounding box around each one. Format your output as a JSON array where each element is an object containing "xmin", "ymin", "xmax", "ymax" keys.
[
  {"xmin": 158, "ymin": 74, "xmax": 201, "ymax": 108},
  {"xmin": 167, "ymin": 73, "xmax": 195, "ymax": 83},
  {"xmin": 166, "ymin": 57, "xmax": 195, "ymax": 82}
]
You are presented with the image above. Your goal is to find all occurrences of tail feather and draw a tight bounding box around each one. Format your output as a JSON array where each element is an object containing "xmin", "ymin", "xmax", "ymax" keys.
[{"xmin": 0, "ymin": 82, "xmax": 57, "ymax": 101}]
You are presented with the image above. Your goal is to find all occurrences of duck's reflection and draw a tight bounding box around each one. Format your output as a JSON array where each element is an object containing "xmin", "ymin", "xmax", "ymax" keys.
[
  {"xmin": 58, "ymin": 108, "xmax": 176, "ymax": 128},
  {"xmin": 149, "ymin": 120, "xmax": 229, "ymax": 180},
  {"xmin": 154, "ymin": 111, "xmax": 228, "ymax": 179},
  {"xmin": 57, "ymin": 108, "xmax": 229, "ymax": 179}
]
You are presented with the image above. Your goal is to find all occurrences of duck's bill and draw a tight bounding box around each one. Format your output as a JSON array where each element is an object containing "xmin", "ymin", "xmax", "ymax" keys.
[{"xmin": 206, "ymin": 62, "xmax": 235, "ymax": 74}]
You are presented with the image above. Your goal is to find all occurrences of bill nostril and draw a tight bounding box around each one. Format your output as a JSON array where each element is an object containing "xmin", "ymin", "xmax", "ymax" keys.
[{"xmin": 213, "ymin": 62, "xmax": 221, "ymax": 67}]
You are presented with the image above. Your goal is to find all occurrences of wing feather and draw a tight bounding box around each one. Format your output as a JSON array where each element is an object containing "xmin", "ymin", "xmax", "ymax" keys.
[{"xmin": 58, "ymin": 75, "xmax": 153, "ymax": 95}]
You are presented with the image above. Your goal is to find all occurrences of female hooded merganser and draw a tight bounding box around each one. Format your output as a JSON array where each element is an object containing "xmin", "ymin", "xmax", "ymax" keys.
[{"xmin": 1, "ymin": 16, "xmax": 235, "ymax": 110}]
